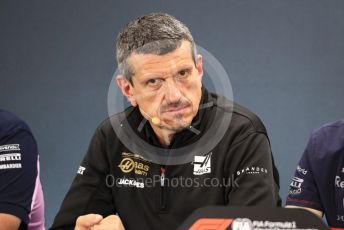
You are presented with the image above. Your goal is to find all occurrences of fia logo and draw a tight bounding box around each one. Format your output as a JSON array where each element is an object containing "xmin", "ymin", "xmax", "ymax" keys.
[
  {"xmin": 232, "ymin": 218, "xmax": 253, "ymax": 230},
  {"xmin": 192, "ymin": 152, "xmax": 212, "ymax": 175}
]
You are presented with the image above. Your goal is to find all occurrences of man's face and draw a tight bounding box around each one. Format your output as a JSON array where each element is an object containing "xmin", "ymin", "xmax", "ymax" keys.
[{"xmin": 117, "ymin": 40, "xmax": 203, "ymax": 133}]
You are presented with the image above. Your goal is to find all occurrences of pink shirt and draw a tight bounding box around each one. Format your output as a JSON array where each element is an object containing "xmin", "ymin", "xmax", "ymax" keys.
[{"xmin": 28, "ymin": 157, "xmax": 45, "ymax": 230}]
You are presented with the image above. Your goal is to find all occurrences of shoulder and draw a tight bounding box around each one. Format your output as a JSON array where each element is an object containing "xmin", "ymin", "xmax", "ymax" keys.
[
  {"xmin": 231, "ymin": 102, "xmax": 267, "ymax": 134},
  {"xmin": 94, "ymin": 107, "xmax": 136, "ymax": 139},
  {"xmin": 308, "ymin": 119, "xmax": 344, "ymax": 159},
  {"xmin": 312, "ymin": 119, "xmax": 344, "ymax": 139},
  {"xmin": 206, "ymin": 90, "xmax": 268, "ymax": 145},
  {"xmin": 0, "ymin": 109, "xmax": 32, "ymax": 139},
  {"xmin": 207, "ymin": 91, "xmax": 267, "ymax": 134}
]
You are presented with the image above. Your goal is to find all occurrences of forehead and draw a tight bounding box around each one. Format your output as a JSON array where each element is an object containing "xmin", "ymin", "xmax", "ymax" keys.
[{"xmin": 128, "ymin": 40, "xmax": 194, "ymax": 76}]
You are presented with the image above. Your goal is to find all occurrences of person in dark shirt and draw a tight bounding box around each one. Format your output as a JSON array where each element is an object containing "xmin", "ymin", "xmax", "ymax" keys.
[
  {"xmin": 286, "ymin": 120, "xmax": 344, "ymax": 228},
  {"xmin": 52, "ymin": 12, "xmax": 280, "ymax": 230},
  {"xmin": 0, "ymin": 109, "xmax": 44, "ymax": 230}
]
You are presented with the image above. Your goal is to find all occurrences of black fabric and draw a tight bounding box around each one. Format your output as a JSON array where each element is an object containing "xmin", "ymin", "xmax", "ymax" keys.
[{"xmin": 51, "ymin": 88, "xmax": 281, "ymax": 230}]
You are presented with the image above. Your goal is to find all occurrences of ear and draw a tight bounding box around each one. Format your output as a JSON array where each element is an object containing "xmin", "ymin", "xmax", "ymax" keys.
[
  {"xmin": 116, "ymin": 75, "xmax": 137, "ymax": 107},
  {"xmin": 195, "ymin": 54, "xmax": 203, "ymax": 79}
]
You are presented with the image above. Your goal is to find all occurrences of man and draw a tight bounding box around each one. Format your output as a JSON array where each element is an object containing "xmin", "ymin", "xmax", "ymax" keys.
[
  {"xmin": 51, "ymin": 12, "xmax": 280, "ymax": 230},
  {"xmin": 286, "ymin": 120, "xmax": 344, "ymax": 228},
  {"xmin": 0, "ymin": 109, "xmax": 45, "ymax": 230}
]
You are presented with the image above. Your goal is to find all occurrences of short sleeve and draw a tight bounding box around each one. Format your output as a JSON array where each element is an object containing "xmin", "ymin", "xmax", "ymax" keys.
[
  {"xmin": 286, "ymin": 135, "xmax": 323, "ymax": 211},
  {"xmin": 227, "ymin": 133, "xmax": 280, "ymax": 206},
  {"xmin": 0, "ymin": 127, "xmax": 38, "ymax": 225}
]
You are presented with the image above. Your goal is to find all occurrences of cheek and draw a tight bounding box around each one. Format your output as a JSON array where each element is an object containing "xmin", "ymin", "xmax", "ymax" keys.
[
  {"xmin": 137, "ymin": 92, "xmax": 163, "ymax": 113},
  {"xmin": 134, "ymin": 88, "xmax": 156, "ymax": 104},
  {"xmin": 184, "ymin": 80, "xmax": 202, "ymax": 103}
]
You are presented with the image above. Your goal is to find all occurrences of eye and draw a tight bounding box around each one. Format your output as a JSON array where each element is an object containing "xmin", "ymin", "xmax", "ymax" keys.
[
  {"xmin": 146, "ymin": 78, "xmax": 163, "ymax": 87},
  {"xmin": 147, "ymin": 79, "xmax": 157, "ymax": 84},
  {"xmin": 177, "ymin": 69, "xmax": 190, "ymax": 78}
]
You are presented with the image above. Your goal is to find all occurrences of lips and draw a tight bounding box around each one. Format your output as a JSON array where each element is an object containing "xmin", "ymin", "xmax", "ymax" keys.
[{"xmin": 162, "ymin": 104, "xmax": 190, "ymax": 113}]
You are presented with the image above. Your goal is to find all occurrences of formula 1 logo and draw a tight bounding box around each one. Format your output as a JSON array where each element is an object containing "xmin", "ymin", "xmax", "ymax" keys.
[
  {"xmin": 189, "ymin": 218, "xmax": 252, "ymax": 230},
  {"xmin": 189, "ymin": 218, "xmax": 233, "ymax": 230}
]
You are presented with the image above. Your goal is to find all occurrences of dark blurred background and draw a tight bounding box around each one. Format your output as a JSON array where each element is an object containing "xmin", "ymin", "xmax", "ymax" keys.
[{"xmin": 1, "ymin": 0, "xmax": 344, "ymax": 227}]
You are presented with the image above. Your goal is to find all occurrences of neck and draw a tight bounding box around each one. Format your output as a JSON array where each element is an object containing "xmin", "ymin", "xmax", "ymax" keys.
[{"xmin": 150, "ymin": 124, "xmax": 176, "ymax": 147}]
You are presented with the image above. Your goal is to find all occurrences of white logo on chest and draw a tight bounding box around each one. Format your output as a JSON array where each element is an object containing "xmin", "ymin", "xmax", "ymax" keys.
[{"xmin": 192, "ymin": 152, "xmax": 212, "ymax": 175}]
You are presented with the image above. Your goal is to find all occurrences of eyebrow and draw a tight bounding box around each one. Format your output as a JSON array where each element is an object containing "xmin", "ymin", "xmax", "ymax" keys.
[
  {"xmin": 136, "ymin": 63, "xmax": 194, "ymax": 79},
  {"xmin": 173, "ymin": 65, "xmax": 193, "ymax": 74}
]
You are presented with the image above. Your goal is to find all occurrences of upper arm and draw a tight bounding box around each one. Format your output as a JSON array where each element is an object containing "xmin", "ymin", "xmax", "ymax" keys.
[
  {"xmin": 0, "ymin": 128, "xmax": 38, "ymax": 227},
  {"xmin": 285, "ymin": 135, "xmax": 323, "ymax": 211},
  {"xmin": 0, "ymin": 213, "xmax": 21, "ymax": 230},
  {"xmin": 227, "ymin": 132, "xmax": 280, "ymax": 206}
]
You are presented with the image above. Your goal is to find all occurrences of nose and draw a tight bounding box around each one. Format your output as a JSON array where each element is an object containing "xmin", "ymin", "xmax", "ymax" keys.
[{"xmin": 164, "ymin": 79, "xmax": 182, "ymax": 103}]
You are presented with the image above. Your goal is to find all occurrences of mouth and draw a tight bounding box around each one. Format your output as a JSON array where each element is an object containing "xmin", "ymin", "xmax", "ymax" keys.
[{"xmin": 162, "ymin": 104, "xmax": 190, "ymax": 114}]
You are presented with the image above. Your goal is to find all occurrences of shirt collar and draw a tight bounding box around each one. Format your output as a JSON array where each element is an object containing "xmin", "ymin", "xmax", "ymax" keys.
[{"xmin": 127, "ymin": 87, "xmax": 211, "ymax": 148}]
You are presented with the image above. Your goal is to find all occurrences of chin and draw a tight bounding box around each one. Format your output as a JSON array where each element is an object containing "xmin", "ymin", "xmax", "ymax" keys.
[
  {"xmin": 161, "ymin": 113, "xmax": 193, "ymax": 129},
  {"xmin": 165, "ymin": 120, "xmax": 192, "ymax": 132}
]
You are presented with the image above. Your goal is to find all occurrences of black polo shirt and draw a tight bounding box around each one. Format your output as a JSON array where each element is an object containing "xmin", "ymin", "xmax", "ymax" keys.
[{"xmin": 51, "ymin": 88, "xmax": 281, "ymax": 230}]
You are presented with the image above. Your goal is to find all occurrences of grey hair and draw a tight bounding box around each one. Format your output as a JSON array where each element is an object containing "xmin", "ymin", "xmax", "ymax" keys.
[{"xmin": 116, "ymin": 12, "xmax": 197, "ymax": 82}]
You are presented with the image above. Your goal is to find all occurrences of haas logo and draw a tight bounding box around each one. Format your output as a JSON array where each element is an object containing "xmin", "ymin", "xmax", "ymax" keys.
[
  {"xmin": 118, "ymin": 158, "xmax": 135, "ymax": 173},
  {"xmin": 192, "ymin": 152, "xmax": 212, "ymax": 175}
]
